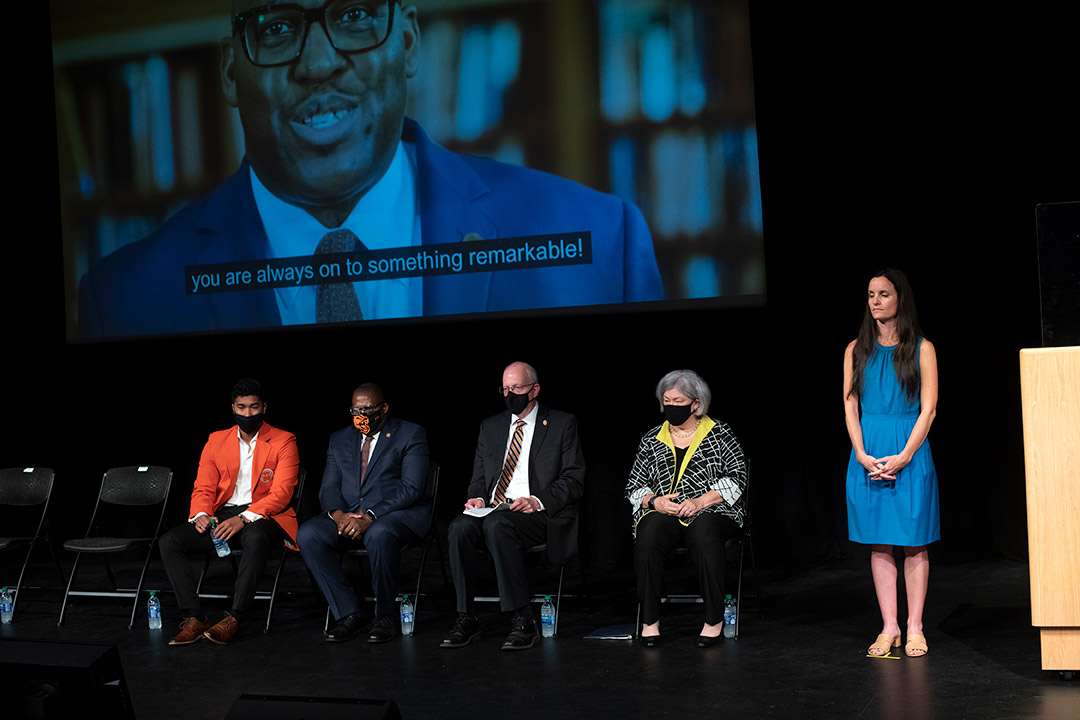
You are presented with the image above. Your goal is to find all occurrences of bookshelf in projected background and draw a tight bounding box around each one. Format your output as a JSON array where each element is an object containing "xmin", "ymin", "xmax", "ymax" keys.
[
  {"xmin": 599, "ymin": 0, "xmax": 763, "ymax": 300},
  {"xmin": 51, "ymin": 0, "xmax": 763, "ymax": 332}
]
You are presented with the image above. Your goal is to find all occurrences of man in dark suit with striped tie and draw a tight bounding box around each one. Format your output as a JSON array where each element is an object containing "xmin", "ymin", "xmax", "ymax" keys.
[{"xmin": 441, "ymin": 362, "xmax": 585, "ymax": 651}]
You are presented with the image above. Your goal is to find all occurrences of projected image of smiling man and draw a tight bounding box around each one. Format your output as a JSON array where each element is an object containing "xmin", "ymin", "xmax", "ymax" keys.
[
  {"xmin": 222, "ymin": 0, "xmax": 422, "ymax": 322},
  {"xmin": 76, "ymin": 0, "xmax": 662, "ymax": 337},
  {"xmin": 224, "ymin": 0, "xmax": 416, "ymax": 229}
]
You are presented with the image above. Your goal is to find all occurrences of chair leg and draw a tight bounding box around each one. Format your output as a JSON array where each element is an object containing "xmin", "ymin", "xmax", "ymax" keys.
[
  {"xmin": 635, "ymin": 601, "xmax": 642, "ymax": 639},
  {"xmin": 265, "ymin": 549, "xmax": 291, "ymax": 633},
  {"xmin": 9, "ymin": 543, "xmax": 37, "ymax": 621},
  {"xmin": 552, "ymin": 565, "xmax": 565, "ymax": 637},
  {"xmin": 58, "ymin": 553, "xmax": 83, "ymax": 627},
  {"xmin": 736, "ymin": 538, "xmax": 745, "ymax": 639},
  {"xmin": 128, "ymin": 543, "xmax": 156, "ymax": 630},
  {"xmin": 195, "ymin": 554, "xmax": 212, "ymax": 594},
  {"xmin": 413, "ymin": 541, "xmax": 430, "ymax": 631}
]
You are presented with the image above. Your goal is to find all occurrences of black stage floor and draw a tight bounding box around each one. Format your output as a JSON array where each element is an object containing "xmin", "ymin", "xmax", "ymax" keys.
[{"xmin": 1, "ymin": 556, "xmax": 1077, "ymax": 719}]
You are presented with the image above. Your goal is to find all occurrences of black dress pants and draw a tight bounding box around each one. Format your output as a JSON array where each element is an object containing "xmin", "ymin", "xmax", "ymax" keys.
[
  {"xmin": 159, "ymin": 505, "xmax": 287, "ymax": 619},
  {"xmin": 634, "ymin": 511, "xmax": 741, "ymax": 626},
  {"xmin": 448, "ymin": 510, "xmax": 547, "ymax": 614}
]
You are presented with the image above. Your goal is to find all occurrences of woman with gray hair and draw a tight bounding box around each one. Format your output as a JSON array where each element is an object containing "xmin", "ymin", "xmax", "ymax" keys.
[{"xmin": 626, "ymin": 370, "xmax": 748, "ymax": 647}]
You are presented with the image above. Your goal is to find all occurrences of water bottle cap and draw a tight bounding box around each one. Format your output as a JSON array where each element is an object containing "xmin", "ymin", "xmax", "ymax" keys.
[
  {"xmin": 544, "ymin": 595, "xmax": 551, "ymax": 601},
  {"xmin": 1, "ymin": 587, "xmax": 6, "ymax": 592},
  {"xmin": 725, "ymin": 593, "xmax": 733, "ymax": 599},
  {"xmin": 402, "ymin": 594, "xmax": 409, "ymax": 599},
  {"xmin": 150, "ymin": 590, "xmax": 157, "ymax": 596}
]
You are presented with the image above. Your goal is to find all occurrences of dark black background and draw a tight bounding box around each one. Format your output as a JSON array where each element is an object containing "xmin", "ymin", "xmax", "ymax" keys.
[{"xmin": 13, "ymin": 3, "xmax": 1077, "ymax": 573}]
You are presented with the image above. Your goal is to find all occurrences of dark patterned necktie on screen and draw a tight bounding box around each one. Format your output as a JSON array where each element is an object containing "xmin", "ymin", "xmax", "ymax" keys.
[
  {"xmin": 315, "ymin": 228, "xmax": 365, "ymax": 323},
  {"xmin": 492, "ymin": 420, "xmax": 527, "ymax": 504}
]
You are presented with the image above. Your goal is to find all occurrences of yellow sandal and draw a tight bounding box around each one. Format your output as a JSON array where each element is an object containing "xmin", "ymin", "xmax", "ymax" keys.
[
  {"xmin": 868, "ymin": 633, "xmax": 901, "ymax": 656},
  {"xmin": 905, "ymin": 634, "xmax": 928, "ymax": 657}
]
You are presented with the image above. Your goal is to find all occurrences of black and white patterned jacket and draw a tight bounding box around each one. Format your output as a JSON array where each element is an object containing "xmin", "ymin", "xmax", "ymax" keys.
[{"xmin": 625, "ymin": 416, "xmax": 747, "ymax": 536}]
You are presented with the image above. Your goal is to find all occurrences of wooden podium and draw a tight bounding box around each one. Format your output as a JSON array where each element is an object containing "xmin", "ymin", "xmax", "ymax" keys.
[{"xmin": 1020, "ymin": 346, "xmax": 1080, "ymax": 671}]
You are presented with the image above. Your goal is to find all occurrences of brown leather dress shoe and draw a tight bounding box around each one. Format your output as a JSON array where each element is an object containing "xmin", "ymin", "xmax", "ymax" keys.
[
  {"xmin": 169, "ymin": 617, "xmax": 211, "ymax": 646},
  {"xmin": 203, "ymin": 614, "xmax": 239, "ymax": 645}
]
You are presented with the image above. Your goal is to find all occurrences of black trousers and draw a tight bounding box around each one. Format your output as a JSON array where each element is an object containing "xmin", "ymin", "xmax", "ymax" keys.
[
  {"xmin": 448, "ymin": 510, "xmax": 547, "ymax": 614},
  {"xmin": 634, "ymin": 511, "xmax": 741, "ymax": 626},
  {"xmin": 159, "ymin": 505, "xmax": 287, "ymax": 619}
]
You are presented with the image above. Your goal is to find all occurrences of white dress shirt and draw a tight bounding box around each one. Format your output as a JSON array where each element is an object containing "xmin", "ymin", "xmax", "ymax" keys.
[
  {"xmin": 250, "ymin": 140, "xmax": 422, "ymax": 323},
  {"xmin": 489, "ymin": 404, "xmax": 545, "ymax": 509}
]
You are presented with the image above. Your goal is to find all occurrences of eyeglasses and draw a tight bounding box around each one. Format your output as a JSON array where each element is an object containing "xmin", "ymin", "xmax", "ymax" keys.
[
  {"xmin": 348, "ymin": 405, "xmax": 383, "ymax": 415},
  {"xmin": 233, "ymin": 0, "xmax": 400, "ymax": 68},
  {"xmin": 497, "ymin": 383, "xmax": 536, "ymax": 396}
]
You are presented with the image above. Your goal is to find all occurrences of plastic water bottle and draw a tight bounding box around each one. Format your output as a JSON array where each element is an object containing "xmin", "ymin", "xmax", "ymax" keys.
[
  {"xmin": 0, "ymin": 586, "xmax": 13, "ymax": 624},
  {"xmin": 540, "ymin": 595, "xmax": 555, "ymax": 638},
  {"xmin": 209, "ymin": 519, "xmax": 231, "ymax": 557},
  {"xmin": 399, "ymin": 594, "xmax": 414, "ymax": 636},
  {"xmin": 723, "ymin": 594, "xmax": 737, "ymax": 638},
  {"xmin": 147, "ymin": 591, "xmax": 162, "ymax": 630}
]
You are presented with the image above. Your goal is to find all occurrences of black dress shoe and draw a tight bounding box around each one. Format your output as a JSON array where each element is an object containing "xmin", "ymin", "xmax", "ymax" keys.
[
  {"xmin": 367, "ymin": 616, "xmax": 397, "ymax": 644},
  {"xmin": 639, "ymin": 634, "xmax": 661, "ymax": 648},
  {"xmin": 501, "ymin": 616, "xmax": 538, "ymax": 651},
  {"xmin": 696, "ymin": 633, "xmax": 724, "ymax": 647},
  {"xmin": 326, "ymin": 612, "xmax": 365, "ymax": 642},
  {"xmin": 440, "ymin": 613, "xmax": 481, "ymax": 648}
]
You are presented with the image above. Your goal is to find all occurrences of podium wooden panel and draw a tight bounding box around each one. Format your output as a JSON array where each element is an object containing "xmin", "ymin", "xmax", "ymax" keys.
[{"xmin": 1020, "ymin": 346, "xmax": 1080, "ymax": 671}]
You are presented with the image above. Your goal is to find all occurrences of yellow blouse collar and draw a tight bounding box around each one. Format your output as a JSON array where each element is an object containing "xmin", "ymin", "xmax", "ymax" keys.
[{"xmin": 657, "ymin": 415, "xmax": 716, "ymax": 487}]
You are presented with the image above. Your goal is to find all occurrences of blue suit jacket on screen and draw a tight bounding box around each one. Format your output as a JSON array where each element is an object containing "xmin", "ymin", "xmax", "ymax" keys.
[
  {"xmin": 319, "ymin": 417, "xmax": 431, "ymax": 539},
  {"xmin": 78, "ymin": 119, "xmax": 664, "ymax": 339}
]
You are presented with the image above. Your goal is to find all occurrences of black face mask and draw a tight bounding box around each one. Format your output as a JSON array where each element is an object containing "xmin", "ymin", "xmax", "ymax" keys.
[
  {"xmin": 663, "ymin": 404, "xmax": 695, "ymax": 427},
  {"xmin": 234, "ymin": 413, "xmax": 264, "ymax": 435},
  {"xmin": 504, "ymin": 390, "xmax": 531, "ymax": 416},
  {"xmin": 353, "ymin": 407, "xmax": 385, "ymax": 436}
]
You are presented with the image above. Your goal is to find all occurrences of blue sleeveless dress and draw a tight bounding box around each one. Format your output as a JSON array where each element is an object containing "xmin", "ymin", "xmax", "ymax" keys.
[{"xmin": 846, "ymin": 341, "xmax": 940, "ymax": 546}]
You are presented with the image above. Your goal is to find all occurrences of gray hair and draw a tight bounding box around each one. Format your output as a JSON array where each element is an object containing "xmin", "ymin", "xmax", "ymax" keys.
[{"xmin": 655, "ymin": 369, "xmax": 710, "ymax": 417}]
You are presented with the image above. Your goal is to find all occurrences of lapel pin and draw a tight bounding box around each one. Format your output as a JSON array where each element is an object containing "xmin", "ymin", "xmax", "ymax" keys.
[{"xmin": 542, "ymin": 420, "xmax": 548, "ymax": 426}]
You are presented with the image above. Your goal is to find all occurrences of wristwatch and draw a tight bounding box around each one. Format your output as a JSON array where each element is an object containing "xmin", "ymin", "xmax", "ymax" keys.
[{"xmin": 647, "ymin": 495, "xmax": 657, "ymax": 511}]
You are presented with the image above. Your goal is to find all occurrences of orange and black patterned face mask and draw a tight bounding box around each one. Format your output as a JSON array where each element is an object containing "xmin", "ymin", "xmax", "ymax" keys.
[{"xmin": 353, "ymin": 407, "xmax": 384, "ymax": 435}]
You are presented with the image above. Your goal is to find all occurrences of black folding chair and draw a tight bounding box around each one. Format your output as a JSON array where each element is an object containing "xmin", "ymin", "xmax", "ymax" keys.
[
  {"xmin": 635, "ymin": 463, "xmax": 762, "ymax": 639},
  {"xmin": 58, "ymin": 466, "xmax": 173, "ymax": 629},
  {"xmin": 0, "ymin": 467, "xmax": 64, "ymax": 621},
  {"xmin": 469, "ymin": 540, "xmax": 586, "ymax": 638},
  {"xmin": 195, "ymin": 466, "xmax": 308, "ymax": 632},
  {"xmin": 324, "ymin": 463, "xmax": 446, "ymax": 632}
]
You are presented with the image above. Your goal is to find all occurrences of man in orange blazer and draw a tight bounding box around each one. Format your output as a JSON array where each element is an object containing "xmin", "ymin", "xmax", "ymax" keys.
[{"xmin": 159, "ymin": 378, "xmax": 299, "ymax": 645}]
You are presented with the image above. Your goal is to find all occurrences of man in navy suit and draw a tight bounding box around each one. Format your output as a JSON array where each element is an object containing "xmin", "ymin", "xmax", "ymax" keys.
[
  {"xmin": 77, "ymin": 0, "xmax": 663, "ymax": 339},
  {"xmin": 297, "ymin": 383, "xmax": 430, "ymax": 643},
  {"xmin": 441, "ymin": 361, "xmax": 585, "ymax": 651}
]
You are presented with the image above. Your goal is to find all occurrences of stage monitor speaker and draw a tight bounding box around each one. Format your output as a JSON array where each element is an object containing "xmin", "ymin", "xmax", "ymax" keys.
[
  {"xmin": 0, "ymin": 640, "xmax": 135, "ymax": 720},
  {"xmin": 226, "ymin": 694, "xmax": 403, "ymax": 720},
  {"xmin": 1036, "ymin": 201, "xmax": 1080, "ymax": 346}
]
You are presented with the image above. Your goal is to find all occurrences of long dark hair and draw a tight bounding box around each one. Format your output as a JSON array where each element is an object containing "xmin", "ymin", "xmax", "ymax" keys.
[{"xmin": 848, "ymin": 268, "xmax": 923, "ymax": 404}]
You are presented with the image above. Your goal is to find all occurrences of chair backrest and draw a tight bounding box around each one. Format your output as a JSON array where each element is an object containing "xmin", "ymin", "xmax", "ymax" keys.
[
  {"xmin": 423, "ymin": 463, "xmax": 440, "ymax": 524},
  {"xmin": 739, "ymin": 458, "xmax": 752, "ymax": 528},
  {"xmin": 0, "ymin": 467, "xmax": 54, "ymax": 506},
  {"xmin": 99, "ymin": 466, "xmax": 172, "ymax": 506},
  {"xmin": 289, "ymin": 466, "xmax": 307, "ymax": 512}
]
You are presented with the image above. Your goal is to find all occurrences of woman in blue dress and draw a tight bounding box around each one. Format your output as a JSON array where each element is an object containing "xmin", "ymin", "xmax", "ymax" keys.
[{"xmin": 844, "ymin": 268, "xmax": 939, "ymax": 658}]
